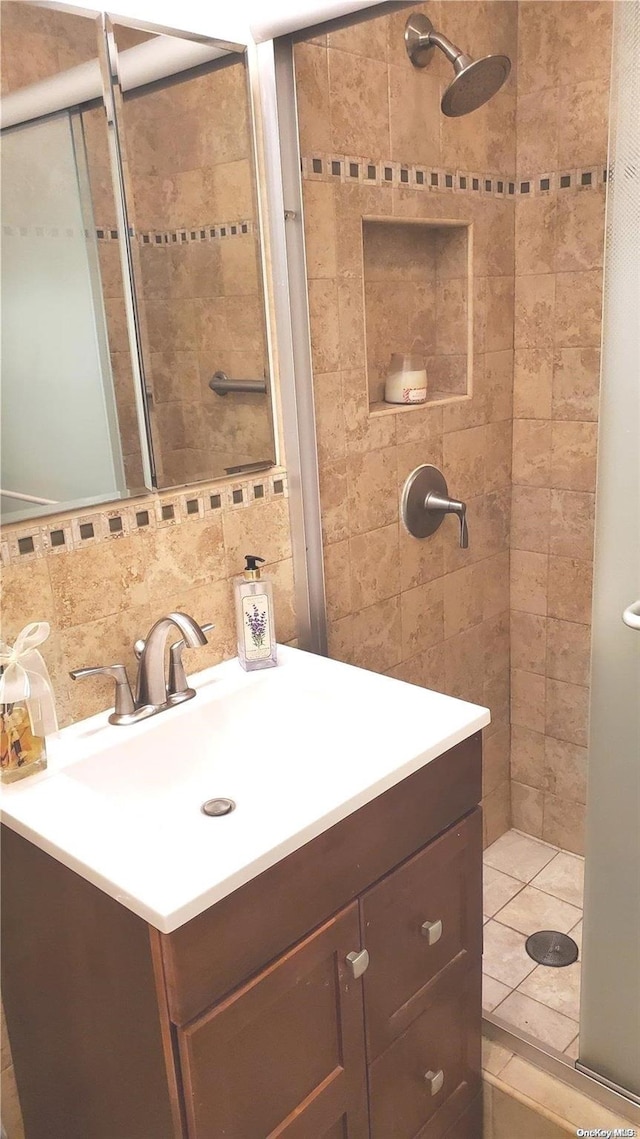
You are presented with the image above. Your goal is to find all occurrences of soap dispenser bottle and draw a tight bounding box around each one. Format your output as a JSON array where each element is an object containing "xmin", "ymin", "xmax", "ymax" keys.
[{"xmin": 234, "ymin": 555, "xmax": 277, "ymax": 671}]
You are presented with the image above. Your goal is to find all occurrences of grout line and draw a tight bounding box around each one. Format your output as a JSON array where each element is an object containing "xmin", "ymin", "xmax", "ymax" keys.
[
  {"xmin": 495, "ymin": 984, "xmax": 580, "ymax": 1029},
  {"xmin": 490, "ymin": 882, "xmax": 584, "ymax": 926},
  {"xmin": 510, "ymin": 828, "xmax": 563, "ymax": 854}
]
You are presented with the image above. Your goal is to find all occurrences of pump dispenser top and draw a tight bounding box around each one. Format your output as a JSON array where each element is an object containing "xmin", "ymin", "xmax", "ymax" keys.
[{"xmin": 244, "ymin": 555, "xmax": 265, "ymax": 580}]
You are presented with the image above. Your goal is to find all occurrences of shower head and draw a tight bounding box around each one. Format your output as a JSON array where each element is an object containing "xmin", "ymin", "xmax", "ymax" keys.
[{"xmin": 405, "ymin": 14, "xmax": 511, "ymax": 117}]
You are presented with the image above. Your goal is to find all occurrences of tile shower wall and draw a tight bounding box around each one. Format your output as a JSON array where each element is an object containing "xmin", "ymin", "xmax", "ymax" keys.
[
  {"xmin": 509, "ymin": 0, "xmax": 612, "ymax": 855},
  {"xmin": 294, "ymin": 0, "xmax": 518, "ymax": 847}
]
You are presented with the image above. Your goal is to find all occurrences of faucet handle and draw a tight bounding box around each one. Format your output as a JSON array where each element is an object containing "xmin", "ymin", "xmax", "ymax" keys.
[
  {"xmin": 424, "ymin": 491, "xmax": 469, "ymax": 549},
  {"xmin": 168, "ymin": 622, "xmax": 214, "ymax": 700},
  {"xmin": 69, "ymin": 664, "xmax": 135, "ymax": 724}
]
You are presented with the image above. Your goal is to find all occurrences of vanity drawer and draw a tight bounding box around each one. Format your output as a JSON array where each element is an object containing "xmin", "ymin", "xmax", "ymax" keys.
[
  {"xmin": 368, "ymin": 963, "xmax": 481, "ymax": 1139},
  {"xmin": 361, "ymin": 808, "xmax": 482, "ymax": 1059}
]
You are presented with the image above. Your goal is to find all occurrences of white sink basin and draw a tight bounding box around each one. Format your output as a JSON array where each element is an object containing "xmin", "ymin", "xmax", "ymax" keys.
[{"xmin": 1, "ymin": 646, "xmax": 489, "ymax": 932}]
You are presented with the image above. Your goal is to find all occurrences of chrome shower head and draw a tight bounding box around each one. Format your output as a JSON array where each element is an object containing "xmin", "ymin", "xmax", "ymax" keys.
[{"xmin": 405, "ymin": 14, "xmax": 511, "ymax": 117}]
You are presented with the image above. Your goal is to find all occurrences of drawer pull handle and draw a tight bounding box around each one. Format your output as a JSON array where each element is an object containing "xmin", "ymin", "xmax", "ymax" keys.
[
  {"xmin": 421, "ymin": 919, "xmax": 443, "ymax": 945},
  {"xmin": 345, "ymin": 949, "xmax": 370, "ymax": 979},
  {"xmin": 424, "ymin": 1068, "xmax": 444, "ymax": 1096}
]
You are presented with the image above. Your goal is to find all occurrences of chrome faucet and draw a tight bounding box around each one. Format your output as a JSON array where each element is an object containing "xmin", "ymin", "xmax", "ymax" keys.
[
  {"xmin": 70, "ymin": 612, "xmax": 209, "ymax": 726},
  {"xmin": 136, "ymin": 613, "xmax": 208, "ymax": 708}
]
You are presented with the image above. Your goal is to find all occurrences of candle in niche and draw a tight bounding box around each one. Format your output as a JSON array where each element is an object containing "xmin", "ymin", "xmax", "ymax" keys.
[{"xmin": 384, "ymin": 353, "xmax": 427, "ymax": 404}]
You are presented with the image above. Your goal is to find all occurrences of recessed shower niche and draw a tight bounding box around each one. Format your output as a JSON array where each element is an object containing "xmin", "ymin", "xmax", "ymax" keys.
[{"xmin": 363, "ymin": 217, "xmax": 472, "ymax": 414}]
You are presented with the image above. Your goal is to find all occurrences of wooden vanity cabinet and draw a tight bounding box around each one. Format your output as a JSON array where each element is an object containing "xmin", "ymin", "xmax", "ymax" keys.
[{"xmin": 2, "ymin": 732, "xmax": 483, "ymax": 1139}]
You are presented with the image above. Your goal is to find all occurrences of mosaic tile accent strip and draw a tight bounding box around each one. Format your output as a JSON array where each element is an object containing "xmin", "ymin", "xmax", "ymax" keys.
[
  {"xmin": 136, "ymin": 220, "xmax": 256, "ymax": 246},
  {"xmin": 2, "ymin": 221, "xmax": 257, "ymax": 243},
  {"xmin": 0, "ymin": 471, "xmax": 288, "ymax": 567},
  {"xmin": 302, "ymin": 154, "xmax": 609, "ymax": 198}
]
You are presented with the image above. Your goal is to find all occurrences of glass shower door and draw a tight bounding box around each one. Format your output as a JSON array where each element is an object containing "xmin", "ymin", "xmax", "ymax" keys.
[{"xmin": 579, "ymin": 0, "xmax": 640, "ymax": 1102}]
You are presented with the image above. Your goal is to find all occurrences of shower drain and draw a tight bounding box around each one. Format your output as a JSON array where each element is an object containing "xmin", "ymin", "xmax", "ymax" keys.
[{"xmin": 525, "ymin": 930, "xmax": 579, "ymax": 967}]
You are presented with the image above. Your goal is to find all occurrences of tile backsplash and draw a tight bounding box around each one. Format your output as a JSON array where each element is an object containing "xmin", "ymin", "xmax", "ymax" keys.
[{"xmin": 1, "ymin": 473, "xmax": 295, "ymax": 728}]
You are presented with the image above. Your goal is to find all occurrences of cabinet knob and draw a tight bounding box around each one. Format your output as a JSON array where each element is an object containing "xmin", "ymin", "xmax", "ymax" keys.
[
  {"xmin": 424, "ymin": 1068, "xmax": 444, "ymax": 1096},
  {"xmin": 345, "ymin": 948, "xmax": 370, "ymax": 979},
  {"xmin": 420, "ymin": 918, "xmax": 443, "ymax": 945}
]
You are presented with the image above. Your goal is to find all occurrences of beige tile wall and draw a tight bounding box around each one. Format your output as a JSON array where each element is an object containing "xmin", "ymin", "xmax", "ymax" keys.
[
  {"xmin": 0, "ymin": 1, "xmax": 99, "ymax": 92},
  {"xmin": 509, "ymin": 0, "xmax": 612, "ymax": 855},
  {"xmin": 294, "ymin": 0, "xmax": 518, "ymax": 847},
  {"xmin": 1, "ymin": 492, "xmax": 295, "ymax": 729}
]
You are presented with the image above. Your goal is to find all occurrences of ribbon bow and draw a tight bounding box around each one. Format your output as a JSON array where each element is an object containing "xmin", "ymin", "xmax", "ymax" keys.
[{"xmin": 0, "ymin": 622, "xmax": 58, "ymax": 736}]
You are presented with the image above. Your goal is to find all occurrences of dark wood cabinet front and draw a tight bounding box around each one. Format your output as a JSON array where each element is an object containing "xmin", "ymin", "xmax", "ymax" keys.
[
  {"xmin": 178, "ymin": 905, "xmax": 369, "ymax": 1139},
  {"xmin": 2, "ymin": 734, "xmax": 483, "ymax": 1139},
  {"xmin": 368, "ymin": 966, "xmax": 481, "ymax": 1139},
  {"xmin": 361, "ymin": 810, "xmax": 483, "ymax": 1060}
]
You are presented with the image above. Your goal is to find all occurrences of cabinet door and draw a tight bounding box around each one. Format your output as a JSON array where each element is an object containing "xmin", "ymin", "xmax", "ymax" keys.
[
  {"xmin": 178, "ymin": 904, "xmax": 369, "ymax": 1139},
  {"xmin": 361, "ymin": 809, "xmax": 482, "ymax": 1058}
]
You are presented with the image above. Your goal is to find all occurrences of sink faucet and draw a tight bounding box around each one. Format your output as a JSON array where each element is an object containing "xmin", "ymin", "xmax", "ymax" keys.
[
  {"xmin": 70, "ymin": 612, "xmax": 209, "ymax": 725},
  {"xmin": 136, "ymin": 613, "xmax": 208, "ymax": 707}
]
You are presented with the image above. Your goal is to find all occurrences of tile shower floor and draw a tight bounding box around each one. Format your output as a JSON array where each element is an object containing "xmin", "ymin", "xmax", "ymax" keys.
[{"xmin": 482, "ymin": 828, "xmax": 584, "ymax": 1060}]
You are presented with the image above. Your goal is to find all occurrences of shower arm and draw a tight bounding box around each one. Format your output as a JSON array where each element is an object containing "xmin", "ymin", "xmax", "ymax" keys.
[{"xmin": 426, "ymin": 30, "xmax": 472, "ymax": 70}]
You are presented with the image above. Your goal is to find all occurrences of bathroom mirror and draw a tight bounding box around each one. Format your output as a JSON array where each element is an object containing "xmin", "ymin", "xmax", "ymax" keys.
[
  {"xmin": 0, "ymin": 2, "xmax": 276, "ymax": 523},
  {"xmin": 109, "ymin": 20, "xmax": 276, "ymax": 488}
]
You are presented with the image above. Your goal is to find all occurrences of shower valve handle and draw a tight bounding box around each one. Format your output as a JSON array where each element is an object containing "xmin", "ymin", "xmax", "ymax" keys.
[{"xmin": 424, "ymin": 492, "xmax": 469, "ymax": 549}]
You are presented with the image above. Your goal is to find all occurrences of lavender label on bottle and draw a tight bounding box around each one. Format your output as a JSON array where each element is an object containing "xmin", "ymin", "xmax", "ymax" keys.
[{"xmin": 242, "ymin": 594, "xmax": 271, "ymax": 660}]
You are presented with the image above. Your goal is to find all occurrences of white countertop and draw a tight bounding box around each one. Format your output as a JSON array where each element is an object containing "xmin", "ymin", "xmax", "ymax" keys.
[{"xmin": 1, "ymin": 646, "xmax": 489, "ymax": 933}]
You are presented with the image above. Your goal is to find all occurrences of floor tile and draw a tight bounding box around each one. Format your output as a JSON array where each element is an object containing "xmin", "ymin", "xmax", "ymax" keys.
[
  {"xmin": 490, "ymin": 1084, "xmax": 570, "ymax": 1139},
  {"xmin": 483, "ymin": 920, "xmax": 537, "ymax": 988},
  {"xmin": 484, "ymin": 830, "xmax": 558, "ymax": 882},
  {"xmin": 483, "ymin": 865, "xmax": 525, "ymax": 917},
  {"xmin": 498, "ymin": 1054, "xmax": 638, "ymax": 1133},
  {"xmin": 481, "ymin": 1035, "xmax": 514, "ymax": 1076},
  {"xmin": 483, "ymin": 973, "xmax": 512, "ymax": 1012},
  {"xmin": 493, "ymin": 990, "xmax": 579, "ymax": 1050},
  {"xmin": 518, "ymin": 959, "xmax": 581, "ymax": 1020},
  {"xmin": 494, "ymin": 884, "xmax": 582, "ymax": 936},
  {"xmin": 530, "ymin": 851, "xmax": 584, "ymax": 907}
]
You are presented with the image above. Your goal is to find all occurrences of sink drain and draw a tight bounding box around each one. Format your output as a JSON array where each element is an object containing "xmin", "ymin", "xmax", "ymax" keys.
[
  {"xmin": 525, "ymin": 930, "xmax": 579, "ymax": 967},
  {"xmin": 201, "ymin": 798, "xmax": 236, "ymax": 817}
]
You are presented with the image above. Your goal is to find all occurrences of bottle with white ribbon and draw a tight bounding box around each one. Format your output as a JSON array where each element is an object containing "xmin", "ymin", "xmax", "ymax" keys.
[{"xmin": 0, "ymin": 622, "xmax": 58, "ymax": 784}]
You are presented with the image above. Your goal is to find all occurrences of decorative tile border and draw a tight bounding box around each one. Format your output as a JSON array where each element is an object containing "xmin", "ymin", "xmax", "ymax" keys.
[
  {"xmin": 0, "ymin": 471, "xmax": 288, "ymax": 567},
  {"xmin": 302, "ymin": 153, "xmax": 609, "ymax": 199},
  {"xmin": 136, "ymin": 220, "xmax": 256, "ymax": 246},
  {"xmin": 3, "ymin": 220, "xmax": 257, "ymax": 243}
]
